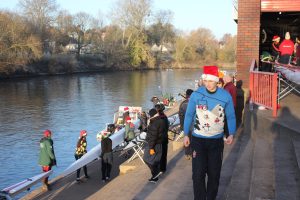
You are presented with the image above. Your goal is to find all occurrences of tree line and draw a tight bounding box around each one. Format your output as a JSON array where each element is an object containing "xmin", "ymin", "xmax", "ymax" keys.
[{"xmin": 0, "ymin": 0, "xmax": 236, "ymax": 75}]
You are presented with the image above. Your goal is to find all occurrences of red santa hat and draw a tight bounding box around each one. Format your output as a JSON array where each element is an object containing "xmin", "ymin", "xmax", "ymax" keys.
[
  {"xmin": 201, "ymin": 66, "xmax": 219, "ymax": 82},
  {"xmin": 80, "ymin": 130, "xmax": 87, "ymax": 137},
  {"xmin": 126, "ymin": 116, "xmax": 131, "ymax": 123},
  {"xmin": 44, "ymin": 129, "xmax": 52, "ymax": 137},
  {"xmin": 124, "ymin": 107, "xmax": 129, "ymax": 112},
  {"xmin": 272, "ymin": 35, "xmax": 280, "ymax": 42}
]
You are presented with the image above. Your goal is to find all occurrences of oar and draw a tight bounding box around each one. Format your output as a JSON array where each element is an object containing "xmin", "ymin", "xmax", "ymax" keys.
[{"xmin": 178, "ymin": 93, "xmax": 186, "ymax": 99}]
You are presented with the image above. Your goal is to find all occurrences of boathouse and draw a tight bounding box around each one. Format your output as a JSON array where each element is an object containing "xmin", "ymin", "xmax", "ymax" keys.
[
  {"xmin": 236, "ymin": 0, "xmax": 300, "ymax": 87},
  {"xmin": 235, "ymin": 0, "xmax": 300, "ymax": 116}
]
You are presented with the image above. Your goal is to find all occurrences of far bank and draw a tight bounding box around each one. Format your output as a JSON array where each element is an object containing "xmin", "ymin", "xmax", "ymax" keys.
[{"xmin": 0, "ymin": 54, "xmax": 236, "ymax": 79}]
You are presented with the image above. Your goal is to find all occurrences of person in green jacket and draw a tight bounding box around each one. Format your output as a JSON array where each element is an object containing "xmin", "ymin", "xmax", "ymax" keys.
[{"xmin": 39, "ymin": 129, "xmax": 56, "ymax": 190}]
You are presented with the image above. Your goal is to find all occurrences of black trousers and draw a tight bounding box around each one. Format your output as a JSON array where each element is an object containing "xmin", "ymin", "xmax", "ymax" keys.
[
  {"xmin": 144, "ymin": 143, "xmax": 162, "ymax": 178},
  {"xmin": 279, "ymin": 54, "xmax": 291, "ymax": 64},
  {"xmin": 75, "ymin": 154, "xmax": 88, "ymax": 178},
  {"xmin": 160, "ymin": 142, "xmax": 168, "ymax": 172},
  {"xmin": 146, "ymin": 162, "xmax": 160, "ymax": 178},
  {"xmin": 297, "ymin": 57, "xmax": 300, "ymax": 66},
  {"xmin": 191, "ymin": 136, "xmax": 224, "ymax": 200},
  {"xmin": 101, "ymin": 152, "xmax": 113, "ymax": 180}
]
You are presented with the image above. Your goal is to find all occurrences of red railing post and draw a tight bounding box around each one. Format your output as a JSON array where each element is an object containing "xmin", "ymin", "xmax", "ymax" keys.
[
  {"xmin": 272, "ymin": 73, "xmax": 278, "ymax": 117},
  {"xmin": 249, "ymin": 59, "xmax": 279, "ymax": 117},
  {"xmin": 249, "ymin": 72, "xmax": 254, "ymax": 101}
]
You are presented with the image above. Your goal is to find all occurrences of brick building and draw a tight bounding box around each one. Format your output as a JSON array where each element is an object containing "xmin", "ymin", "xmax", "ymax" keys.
[{"xmin": 236, "ymin": 0, "xmax": 300, "ymax": 87}]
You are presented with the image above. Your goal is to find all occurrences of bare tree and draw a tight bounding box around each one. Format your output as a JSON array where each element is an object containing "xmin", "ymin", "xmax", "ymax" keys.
[
  {"xmin": 19, "ymin": 0, "xmax": 58, "ymax": 44},
  {"xmin": 71, "ymin": 12, "xmax": 92, "ymax": 57},
  {"xmin": 0, "ymin": 11, "xmax": 42, "ymax": 71},
  {"xmin": 56, "ymin": 10, "xmax": 73, "ymax": 33},
  {"xmin": 147, "ymin": 9, "xmax": 175, "ymax": 45},
  {"xmin": 218, "ymin": 33, "xmax": 237, "ymax": 63},
  {"xmin": 19, "ymin": 0, "xmax": 58, "ymax": 27},
  {"xmin": 110, "ymin": 0, "xmax": 152, "ymax": 47},
  {"xmin": 188, "ymin": 28, "xmax": 218, "ymax": 62}
]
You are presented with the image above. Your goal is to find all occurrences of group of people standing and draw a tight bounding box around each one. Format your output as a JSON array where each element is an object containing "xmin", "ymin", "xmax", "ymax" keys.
[
  {"xmin": 38, "ymin": 65, "xmax": 238, "ymax": 200},
  {"xmin": 38, "ymin": 129, "xmax": 91, "ymax": 190},
  {"xmin": 270, "ymin": 32, "xmax": 300, "ymax": 66},
  {"xmin": 38, "ymin": 127, "xmax": 114, "ymax": 191}
]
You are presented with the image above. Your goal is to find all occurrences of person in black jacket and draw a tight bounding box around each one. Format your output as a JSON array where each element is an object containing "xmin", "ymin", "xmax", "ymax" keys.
[
  {"xmin": 101, "ymin": 133, "xmax": 113, "ymax": 182},
  {"xmin": 155, "ymin": 103, "xmax": 169, "ymax": 173},
  {"xmin": 143, "ymin": 108, "xmax": 167, "ymax": 183},
  {"xmin": 179, "ymin": 89, "xmax": 193, "ymax": 159}
]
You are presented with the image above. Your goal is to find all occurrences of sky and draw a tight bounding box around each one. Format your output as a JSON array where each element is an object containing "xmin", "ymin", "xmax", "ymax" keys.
[{"xmin": 1, "ymin": 0, "xmax": 237, "ymax": 40}]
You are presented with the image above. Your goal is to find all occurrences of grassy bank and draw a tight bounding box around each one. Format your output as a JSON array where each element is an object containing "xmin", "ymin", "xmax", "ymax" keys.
[{"xmin": 0, "ymin": 54, "xmax": 236, "ymax": 79}]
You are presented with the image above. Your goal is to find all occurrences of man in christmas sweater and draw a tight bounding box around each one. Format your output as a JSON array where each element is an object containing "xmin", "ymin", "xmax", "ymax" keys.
[{"xmin": 183, "ymin": 66, "xmax": 236, "ymax": 200}]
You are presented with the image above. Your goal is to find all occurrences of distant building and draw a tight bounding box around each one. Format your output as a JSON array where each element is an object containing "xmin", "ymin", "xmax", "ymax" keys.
[
  {"xmin": 151, "ymin": 43, "xmax": 174, "ymax": 53},
  {"xmin": 65, "ymin": 43, "xmax": 78, "ymax": 53},
  {"xmin": 151, "ymin": 44, "xmax": 168, "ymax": 53},
  {"xmin": 218, "ymin": 41, "xmax": 225, "ymax": 49}
]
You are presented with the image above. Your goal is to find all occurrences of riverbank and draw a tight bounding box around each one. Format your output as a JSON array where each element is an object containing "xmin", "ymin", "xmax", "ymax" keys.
[{"xmin": 0, "ymin": 54, "xmax": 236, "ymax": 79}]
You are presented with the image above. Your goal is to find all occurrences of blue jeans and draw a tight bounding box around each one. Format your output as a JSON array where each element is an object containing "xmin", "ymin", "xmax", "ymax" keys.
[{"xmin": 191, "ymin": 136, "xmax": 224, "ymax": 200}]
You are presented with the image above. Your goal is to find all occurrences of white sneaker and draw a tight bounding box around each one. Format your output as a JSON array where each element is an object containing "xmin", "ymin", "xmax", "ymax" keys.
[
  {"xmin": 258, "ymin": 106, "xmax": 267, "ymax": 110},
  {"xmin": 152, "ymin": 171, "xmax": 163, "ymax": 179}
]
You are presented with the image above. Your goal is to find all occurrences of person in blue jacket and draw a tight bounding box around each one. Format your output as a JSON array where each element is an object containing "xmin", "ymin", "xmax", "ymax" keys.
[{"xmin": 183, "ymin": 66, "xmax": 236, "ymax": 200}]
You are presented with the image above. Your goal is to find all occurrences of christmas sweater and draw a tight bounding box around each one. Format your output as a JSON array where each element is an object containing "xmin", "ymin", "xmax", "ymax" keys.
[{"xmin": 184, "ymin": 86, "xmax": 236, "ymax": 138}]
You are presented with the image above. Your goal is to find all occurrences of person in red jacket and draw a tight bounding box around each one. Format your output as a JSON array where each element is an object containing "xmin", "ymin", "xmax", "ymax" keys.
[
  {"xmin": 295, "ymin": 37, "xmax": 300, "ymax": 66},
  {"xmin": 224, "ymin": 73, "xmax": 237, "ymax": 108},
  {"xmin": 223, "ymin": 73, "xmax": 237, "ymax": 138},
  {"xmin": 279, "ymin": 32, "xmax": 294, "ymax": 64}
]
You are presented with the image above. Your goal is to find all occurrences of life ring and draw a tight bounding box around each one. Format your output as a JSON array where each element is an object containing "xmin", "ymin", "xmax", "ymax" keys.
[{"xmin": 261, "ymin": 29, "xmax": 267, "ymax": 43}]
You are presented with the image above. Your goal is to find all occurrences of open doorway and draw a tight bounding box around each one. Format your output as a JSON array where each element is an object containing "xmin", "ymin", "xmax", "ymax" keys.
[{"xmin": 259, "ymin": 11, "xmax": 300, "ymax": 68}]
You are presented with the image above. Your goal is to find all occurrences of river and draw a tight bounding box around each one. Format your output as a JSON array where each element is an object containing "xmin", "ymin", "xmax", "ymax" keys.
[{"xmin": 0, "ymin": 69, "xmax": 202, "ymax": 196}]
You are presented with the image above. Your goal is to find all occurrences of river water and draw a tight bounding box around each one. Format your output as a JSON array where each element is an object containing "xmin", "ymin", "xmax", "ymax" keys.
[{"xmin": 0, "ymin": 69, "xmax": 202, "ymax": 195}]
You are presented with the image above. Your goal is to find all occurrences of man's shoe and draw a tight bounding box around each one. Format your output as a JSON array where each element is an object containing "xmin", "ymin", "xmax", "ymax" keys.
[
  {"xmin": 152, "ymin": 171, "xmax": 163, "ymax": 179},
  {"xmin": 185, "ymin": 155, "xmax": 192, "ymax": 160},
  {"xmin": 85, "ymin": 175, "xmax": 89, "ymax": 179},
  {"xmin": 42, "ymin": 184, "xmax": 51, "ymax": 191},
  {"xmin": 148, "ymin": 177, "xmax": 158, "ymax": 183}
]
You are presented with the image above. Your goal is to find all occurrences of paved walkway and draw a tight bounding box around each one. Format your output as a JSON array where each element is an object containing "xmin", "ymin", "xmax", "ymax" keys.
[{"xmin": 22, "ymin": 93, "xmax": 300, "ymax": 200}]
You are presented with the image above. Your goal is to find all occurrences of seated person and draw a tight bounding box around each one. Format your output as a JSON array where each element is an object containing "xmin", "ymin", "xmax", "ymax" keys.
[{"xmin": 125, "ymin": 117, "xmax": 135, "ymax": 142}]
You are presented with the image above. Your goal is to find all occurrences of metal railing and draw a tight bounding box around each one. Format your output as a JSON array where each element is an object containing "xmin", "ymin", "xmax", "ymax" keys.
[{"xmin": 249, "ymin": 59, "xmax": 278, "ymax": 117}]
